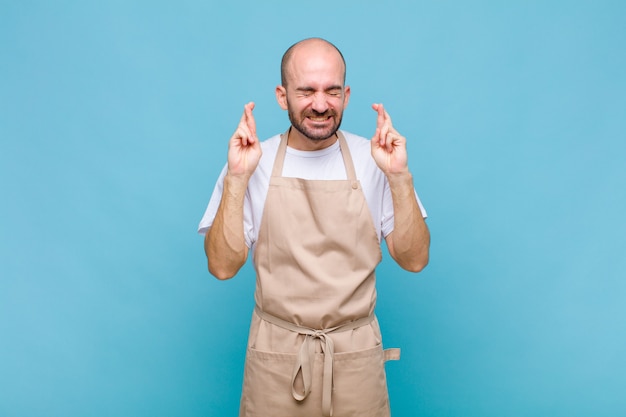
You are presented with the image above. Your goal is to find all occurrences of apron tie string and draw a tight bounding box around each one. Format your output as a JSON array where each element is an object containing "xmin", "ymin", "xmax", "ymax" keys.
[{"xmin": 254, "ymin": 306, "xmax": 374, "ymax": 417}]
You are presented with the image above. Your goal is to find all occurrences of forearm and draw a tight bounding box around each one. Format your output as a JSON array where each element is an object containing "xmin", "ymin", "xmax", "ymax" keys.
[
  {"xmin": 386, "ymin": 172, "xmax": 430, "ymax": 272},
  {"xmin": 205, "ymin": 174, "xmax": 250, "ymax": 279}
]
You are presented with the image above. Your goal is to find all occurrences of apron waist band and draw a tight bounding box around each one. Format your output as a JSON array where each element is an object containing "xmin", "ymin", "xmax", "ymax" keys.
[
  {"xmin": 254, "ymin": 305, "xmax": 375, "ymax": 335},
  {"xmin": 254, "ymin": 306, "xmax": 375, "ymax": 417}
]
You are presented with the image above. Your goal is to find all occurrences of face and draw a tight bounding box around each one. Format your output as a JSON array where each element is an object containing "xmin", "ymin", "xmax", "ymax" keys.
[{"xmin": 277, "ymin": 43, "xmax": 350, "ymax": 143}]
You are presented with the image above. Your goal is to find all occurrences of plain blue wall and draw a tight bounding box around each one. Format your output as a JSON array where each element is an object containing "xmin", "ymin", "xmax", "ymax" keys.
[{"xmin": 1, "ymin": 1, "xmax": 625, "ymax": 416}]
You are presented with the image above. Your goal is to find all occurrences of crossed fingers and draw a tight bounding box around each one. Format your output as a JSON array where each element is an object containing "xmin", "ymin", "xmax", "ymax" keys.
[
  {"xmin": 236, "ymin": 102, "xmax": 257, "ymax": 146},
  {"xmin": 372, "ymin": 103, "xmax": 402, "ymax": 151}
]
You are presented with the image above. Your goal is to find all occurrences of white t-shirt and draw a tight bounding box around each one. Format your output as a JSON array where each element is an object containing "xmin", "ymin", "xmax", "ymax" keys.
[{"xmin": 198, "ymin": 130, "xmax": 427, "ymax": 250}]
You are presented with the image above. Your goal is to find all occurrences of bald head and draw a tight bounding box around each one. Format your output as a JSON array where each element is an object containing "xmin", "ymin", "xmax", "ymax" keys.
[{"xmin": 280, "ymin": 38, "xmax": 346, "ymax": 88}]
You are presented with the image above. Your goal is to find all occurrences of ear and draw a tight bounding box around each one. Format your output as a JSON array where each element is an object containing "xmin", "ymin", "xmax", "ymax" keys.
[
  {"xmin": 275, "ymin": 85, "xmax": 288, "ymax": 110},
  {"xmin": 343, "ymin": 85, "xmax": 351, "ymax": 109}
]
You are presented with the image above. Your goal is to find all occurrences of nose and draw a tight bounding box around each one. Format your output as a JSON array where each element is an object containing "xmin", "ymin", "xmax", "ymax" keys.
[{"xmin": 311, "ymin": 93, "xmax": 329, "ymax": 114}]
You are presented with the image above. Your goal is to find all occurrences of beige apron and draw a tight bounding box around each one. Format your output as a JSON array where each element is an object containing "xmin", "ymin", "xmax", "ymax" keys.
[{"xmin": 240, "ymin": 131, "xmax": 399, "ymax": 417}]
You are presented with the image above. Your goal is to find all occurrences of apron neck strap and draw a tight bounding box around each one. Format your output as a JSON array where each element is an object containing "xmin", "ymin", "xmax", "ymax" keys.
[{"xmin": 273, "ymin": 129, "xmax": 357, "ymax": 181}]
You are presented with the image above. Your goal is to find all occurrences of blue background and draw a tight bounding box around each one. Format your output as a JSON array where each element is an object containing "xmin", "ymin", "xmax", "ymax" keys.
[{"xmin": 1, "ymin": 1, "xmax": 625, "ymax": 416}]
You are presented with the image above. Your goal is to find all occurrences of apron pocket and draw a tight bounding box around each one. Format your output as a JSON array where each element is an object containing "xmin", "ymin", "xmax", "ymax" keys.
[
  {"xmin": 241, "ymin": 347, "xmax": 314, "ymax": 417},
  {"xmin": 331, "ymin": 344, "xmax": 391, "ymax": 417}
]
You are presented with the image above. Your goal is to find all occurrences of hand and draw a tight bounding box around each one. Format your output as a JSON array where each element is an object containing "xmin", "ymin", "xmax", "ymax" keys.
[
  {"xmin": 370, "ymin": 103, "xmax": 409, "ymax": 175},
  {"xmin": 227, "ymin": 102, "xmax": 262, "ymax": 178}
]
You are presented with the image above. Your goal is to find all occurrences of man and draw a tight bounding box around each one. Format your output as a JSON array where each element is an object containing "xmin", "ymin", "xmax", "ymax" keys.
[{"xmin": 198, "ymin": 38, "xmax": 429, "ymax": 417}]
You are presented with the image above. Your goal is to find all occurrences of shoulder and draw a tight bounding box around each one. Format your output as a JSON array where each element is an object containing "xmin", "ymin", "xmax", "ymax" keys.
[
  {"xmin": 340, "ymin": 130, "xmax": 378, "ymax": 168},
  {"xmin": 341, "ymin": 130, "xmax": 370, "ymax": 149},
  {"xmin": 256, "ymin": 133, "xmax": 282, "ymax": 169},
  {"xmin": 260, "ymin": 133, "xmax": 282, "ymax": 153}
]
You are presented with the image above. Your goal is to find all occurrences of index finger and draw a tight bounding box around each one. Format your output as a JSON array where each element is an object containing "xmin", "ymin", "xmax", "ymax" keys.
[
  {"xmin": 244, "ymin": 102, "xmax": 256, "ymax": 137},
  {"xmin": 372, "ymin": 103, "xmax": 385, "ymax": 129}
]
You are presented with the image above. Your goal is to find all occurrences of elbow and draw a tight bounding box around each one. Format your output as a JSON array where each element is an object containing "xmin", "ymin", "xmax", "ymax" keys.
[
  {"xmin": 204, "ymin": 230, "xmax": 245, "ymax": 280},
  {"xmin": 405, "ymin": 235, "xmax": 430, "ymax": 273},
  {"xmin": 205, "ymin": 250, "xmax": 246, "ymax": 280},
  {"xmin": 207, "ymin": 261, "xmax": 237, "ymax": 280},
  {"xmin": 413, "ymin": 260, "xmax": 429, "ymax": 273},
  {"xmin": 404, "ymin": 255, "xmax": 429, "ymax": 273},
  {"xmin": 398, "ymin": 250, "xmax": 429, "ymax": 273}
]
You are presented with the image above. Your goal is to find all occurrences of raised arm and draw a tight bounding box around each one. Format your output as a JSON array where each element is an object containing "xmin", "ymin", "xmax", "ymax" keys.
[
  {"xmin": 370, "ymin": 103, "xmax": 430, "ymax": 272},
  {"xmin": 205, "ymin": 102, "xmax": 262, "ymax": 279}
]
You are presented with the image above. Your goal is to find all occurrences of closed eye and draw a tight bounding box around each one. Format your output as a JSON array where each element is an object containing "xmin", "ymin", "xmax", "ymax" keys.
[
  {"xmin": 296, "ymin": 87, "xmax": 315, "ymax": 97},
  {"xmin": 326, "ymin": 87, "xmax": 342, "ymax": 97}
]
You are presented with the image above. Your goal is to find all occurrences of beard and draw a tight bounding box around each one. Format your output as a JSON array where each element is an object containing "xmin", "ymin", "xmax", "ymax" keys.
[{"xmin": 287, "ymin": 105, "xmax": 344, "ymax": 141}]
